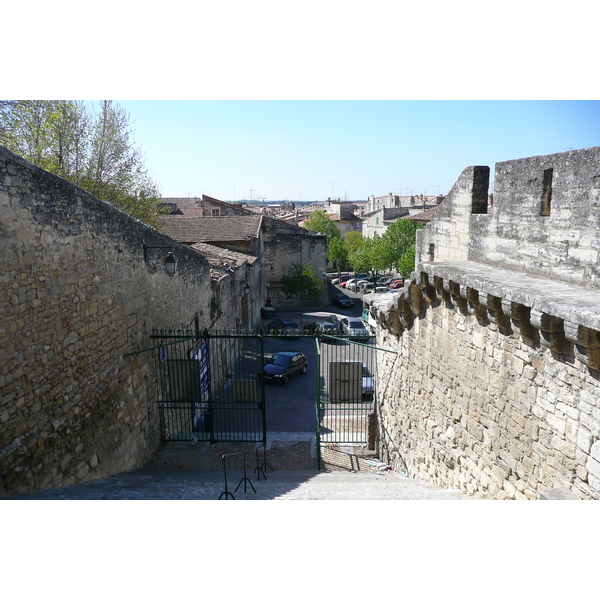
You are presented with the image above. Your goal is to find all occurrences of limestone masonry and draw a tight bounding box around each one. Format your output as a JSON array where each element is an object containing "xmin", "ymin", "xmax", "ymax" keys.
[
  {"xmin": 3, "ymin": 141, "xmax": 600, "ymax": 500},
  {"xmin": 0, "ymin": 146, "xmax": 250, "ymax": 497},
  {"xmin": 366, "ymin": 147, "xmax": 600, "ymax": 499}
]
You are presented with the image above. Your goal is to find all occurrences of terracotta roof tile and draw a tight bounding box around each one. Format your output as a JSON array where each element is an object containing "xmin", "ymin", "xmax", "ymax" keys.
[{"xmin": 158, "ymin": 215, "xmax": 262, "ymax": 243}]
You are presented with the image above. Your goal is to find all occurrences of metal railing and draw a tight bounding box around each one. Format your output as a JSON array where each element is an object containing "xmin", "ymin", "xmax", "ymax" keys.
[{"xmin": 218, "ymin": 447, "xmax": 273, "ymax": 500}]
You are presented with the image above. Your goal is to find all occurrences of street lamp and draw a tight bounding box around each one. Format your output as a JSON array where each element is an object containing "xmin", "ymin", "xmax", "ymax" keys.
[
  {"xmin": 164, "ymin": 252, "xmax": 178, "ymax": 276},
  {"xmin": 143, "ymin": 244, "xmax": 178, "ymax": 276}
]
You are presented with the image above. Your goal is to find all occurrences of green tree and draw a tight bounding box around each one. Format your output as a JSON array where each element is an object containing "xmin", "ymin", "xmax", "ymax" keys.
[
  {"xmin": 328, "ymin": 236, "xmax": 348, "ymax": 275},
  {"xmin": 0, "ymin": 100, "xmax": 162, "ymax": 226},
  {"xmin": 302, "ymin": 210, "xmax": 345, "ymax": 264},
  {"xmin": 302, "ymin": 209, "xmax": 340, "ymax": 239},
  {"xmin": 280, "ymin": 263, "xmax": 324, "ymax": 304},
  {"xmin": 379, "ymin": 219, "xmax": 424, "ymax": 276},
  {"xmin": 344, "ymin": 230, "xmax": 363, "ymax": 263},
  {"xmin": 348, "ymin": 235, "xmax": 382, "ymax": 274}
]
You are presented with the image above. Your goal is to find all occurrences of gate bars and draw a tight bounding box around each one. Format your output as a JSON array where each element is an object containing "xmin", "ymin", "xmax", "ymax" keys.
[{"xmin": 151, "ymin": 329, "xmax": 267, "ymax": 444}]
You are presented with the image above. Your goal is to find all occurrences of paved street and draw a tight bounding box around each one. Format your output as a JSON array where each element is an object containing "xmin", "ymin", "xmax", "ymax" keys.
[{"xmin": 260, "ymin": 280, "xmax": 368, "ymax": 435}]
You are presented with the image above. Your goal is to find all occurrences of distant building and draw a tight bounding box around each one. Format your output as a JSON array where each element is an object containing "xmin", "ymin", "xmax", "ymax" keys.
[{"xmin": 159, "ymin": 195, "xmax": 328, "ymax": 308}]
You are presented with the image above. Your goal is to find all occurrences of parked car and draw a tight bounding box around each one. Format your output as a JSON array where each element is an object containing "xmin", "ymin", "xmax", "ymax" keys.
[
  {"xmin": 335, "ymin": 275, "xmax": 352, "ymax": 286},
  {"xmin": 325, "ymin": 314, "xmax": 342, "ymax": 333},
  {"xmin": 362, "ymin": 364, "xmax": 374, "ymax": 399},
  {"xmin": 303, "ymin": 321, "xmax": 321, "ymax": 335},
  {"xmin": 361, "ymin": 308, "xmax": 377, "ymax": 336},
  {"xmin": 267, "ymin": 319, "xmax": 300, "ymax": 337},
  {"xmin": 360, "ymin": 283, "xmax": 375, "ymax": 293},
  {"xmin": 316, "ymin": 321, "xmax": 339, "ymax": 343},
  {"xmin": 260, "ymin": 299, "xmax": 276, "ymax": 318},
  {"xmin": 377, "ymin": 277, "xmax": 395, "ymax": 286},
  {"xmin": 259, "ymin": 351, "xmax": 308, "ymax": 384},
  {"xmin": 339, "ymin": 278, "xmax": 356, "ymax": 288},
  {"xmin": 340, "ymin": 317, "xmax": 370, "ymax": 341},
  {"xmin": 348, "ymin": 280, "xmax": 369, "ymax": 292},
  {"xmin": 389, "ymin": 279, "xmax": 404, "ymax": 289},
  {"xmin": 331, "ymin": 294, "xmax": 354, "ymax": 308}
]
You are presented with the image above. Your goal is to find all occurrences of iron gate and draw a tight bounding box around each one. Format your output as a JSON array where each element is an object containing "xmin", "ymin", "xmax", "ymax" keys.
[
  {"xmin": 315, "ymin": 335, "xmax": 377, "ymax": 447},
  {"xmin": 152, "ymin": 330, "xmax": 266, "ymax": 444},
  {"xmin": 135, "ymin": 326, "xmax": 395, "ymax": 467}
]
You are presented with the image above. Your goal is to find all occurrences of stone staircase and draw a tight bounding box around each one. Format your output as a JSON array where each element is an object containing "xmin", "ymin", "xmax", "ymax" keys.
[{"xmin": 6, "ymin": 434, "xmax": 472, "ymax": 500}]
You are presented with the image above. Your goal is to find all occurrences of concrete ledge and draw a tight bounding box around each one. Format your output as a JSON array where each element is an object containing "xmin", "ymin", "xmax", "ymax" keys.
[{"xmin": 539, "ymin": 488, "xmax": 581, "ymax": 500}]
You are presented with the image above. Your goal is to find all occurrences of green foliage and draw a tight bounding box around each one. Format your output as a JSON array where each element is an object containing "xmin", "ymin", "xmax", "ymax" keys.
[
  {"xmin": 379, "ymin": 219, "xmax": 424, "ymax": 275},
  {"xmin": 302, "ymin": 210, "xmax": 345, "ymax": 264},
  {"xmin": 344, "ymin": 230, "xmax": 363, "ymax": 260},
  {"xmin": 328, "ymin": 236, "xmax": 348, "ymax": 271},
  {"xmin": 280, "ymin": 263, "xmax": 324, "ymax": 302},
  {"xmin": 303, "ymin": 210, "xmax": 340, "ymax": 239},
  {"xmin": 0, "ymin": 100, "xmax": 162, "ymax": 227},
  {"xmin": 348, "ymin": 235, "xmax": 387, "ymax": 274},
  {"xmin": 346, "ymin": 219, "xmax": 423, "ymax": 276}
]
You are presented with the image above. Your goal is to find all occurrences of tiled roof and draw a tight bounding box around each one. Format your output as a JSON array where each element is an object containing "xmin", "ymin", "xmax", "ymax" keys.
[
  {"xmin": 403, "ymin": 205, "xmax": 440, "ymax": 222},
  {"xmin": 158, "ymin": 215, "xmax": 263, "ymax": 243},
  {"xmin": 190, "ymin": 242, "xmax": 257, "ymax": 279}
]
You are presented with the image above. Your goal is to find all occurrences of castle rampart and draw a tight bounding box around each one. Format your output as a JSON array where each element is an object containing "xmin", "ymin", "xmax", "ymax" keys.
[{"xmin": 366, "ymin": 147, "xmax": 600, "ymax": 499}]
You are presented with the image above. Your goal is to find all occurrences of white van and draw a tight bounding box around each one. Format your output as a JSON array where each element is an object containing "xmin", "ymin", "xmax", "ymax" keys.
[{"xmin": 361, "ymin": 308, "xmax": 377, "ymax": 335}]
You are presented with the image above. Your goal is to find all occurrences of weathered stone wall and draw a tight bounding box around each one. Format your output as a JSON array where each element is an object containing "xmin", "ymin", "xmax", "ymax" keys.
[
  {"xmin": 418, "ymin": 147, "xmax": 600, "ymax": 287},
  {"xmin": 0, "ymin": 146, "xmax": 221, "ymax": 497},
  {"xmin": 262, "ymin": 217, "xmax": 328, "ymax": 307},
  {"xmin": 367, "ymin": 148, "xmax": 600, "ymax": 500}
]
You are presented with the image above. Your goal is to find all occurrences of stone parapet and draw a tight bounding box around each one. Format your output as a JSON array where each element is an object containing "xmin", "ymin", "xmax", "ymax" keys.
[
  {"xmin": 366, "ymin": 261, "xmax": 600, "ymax": 371},
  {"xmin": 364, "ymin": 262, "xmax": 600, "ymax": 500}
]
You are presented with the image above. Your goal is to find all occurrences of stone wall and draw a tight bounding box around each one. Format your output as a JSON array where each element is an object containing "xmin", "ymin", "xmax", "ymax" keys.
[
  {"xmin": 0, "ymin": 146, "xmax": 235, "ymax": 497},
  {"xmin": 418, "ymin": 147, "xmax": 600, "ymax": 287},
  {"xmin": 262, "ymin": 217, "xmax": 328, "ymax": 307},
  {"xmin": 366, "ymin": 147, "xmax": 600, "ymax": 500}
]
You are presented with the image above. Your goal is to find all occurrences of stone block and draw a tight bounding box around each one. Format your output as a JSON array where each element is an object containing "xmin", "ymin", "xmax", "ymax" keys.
[{"xmin": 539, "ymin": 488, "xmax": 580, "ymax": 500}]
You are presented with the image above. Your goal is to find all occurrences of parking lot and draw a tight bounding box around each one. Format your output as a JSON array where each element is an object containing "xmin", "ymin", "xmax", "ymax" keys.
[{"xmin": 261, "ymin": 281, "xmax": 376, "ymax": 438}]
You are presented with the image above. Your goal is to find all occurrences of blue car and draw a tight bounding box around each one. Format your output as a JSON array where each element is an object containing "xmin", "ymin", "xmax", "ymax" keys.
[
  {"xmin": 259, "ymin": 351, "xmax": 308, "ymax": 384},
  {"xmin": 331, "ymin": 294, "xmax": 354, "ymax": 308}
]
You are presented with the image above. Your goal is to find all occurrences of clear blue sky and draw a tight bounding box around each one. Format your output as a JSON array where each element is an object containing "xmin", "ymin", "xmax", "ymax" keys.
[
  {"xmin": 114, "ymin": 100, "xmax": 600, "ymax": 202},
  {"xmin": 6, "ymin": 4, "xmax": 598, "ymax": 203}
]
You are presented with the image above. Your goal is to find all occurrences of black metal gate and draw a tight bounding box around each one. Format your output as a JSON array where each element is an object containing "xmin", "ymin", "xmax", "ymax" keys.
[
  {"xmin": 152, "ymin": 330, "xmax": 266, "ymax": 444},
  {"xmin": 139, "ymin": 326, "xmax": 395, "ymax": 468},
  {"xmin": 315, "ymin": 335, "xmax": 377, "ymax": 447}
]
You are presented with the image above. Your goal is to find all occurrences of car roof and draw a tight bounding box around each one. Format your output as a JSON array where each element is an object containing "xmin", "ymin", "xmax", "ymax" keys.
[{"xmin": 275, "ymin": 351, "xmax": 302, "ymax": 357}]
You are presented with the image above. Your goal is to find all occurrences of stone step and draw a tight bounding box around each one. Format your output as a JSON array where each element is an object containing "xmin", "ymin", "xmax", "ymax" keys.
[{"xmin": 6, "ymin": 468, "xmax": 471, "ymax": 500}]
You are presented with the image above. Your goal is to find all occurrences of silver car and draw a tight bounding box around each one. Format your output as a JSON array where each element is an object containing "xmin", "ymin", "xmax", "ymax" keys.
[
  {"xmin": 340, "ymin": 317, "xmax": 370, "ymax": 341},
  {"xmin": 362, "ymin": 364, "xmax": 374, "ymax": 399}
]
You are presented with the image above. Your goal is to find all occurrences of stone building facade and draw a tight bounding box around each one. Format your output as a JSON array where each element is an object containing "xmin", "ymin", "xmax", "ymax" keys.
[
  {"xmin": 365, "ymin": 147, "xmax": 600, "ymax": 499},
  {"xmin": 0, "ymin": 147, "xmax": 252, "ymax": 497},
  {"xmin": 161, "ymin": 196, "xmax": 328, "ymax": 310}
]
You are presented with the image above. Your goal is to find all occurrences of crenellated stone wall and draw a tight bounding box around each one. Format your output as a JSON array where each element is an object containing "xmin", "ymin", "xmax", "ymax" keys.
[
  {"xmin": 0, "ymin": 146, "xmax": 248, "ymax": 497},
  {"xmin": 366, "ymin": 147, "xmax": 600, "ymax": 499}
]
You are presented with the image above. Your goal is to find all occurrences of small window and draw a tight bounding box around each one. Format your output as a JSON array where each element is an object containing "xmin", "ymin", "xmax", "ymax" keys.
[
  {"xmin": 540, "ymin": 168, "xmax": 553, "ymax": 216},
  {"xmin": 211, "ymin": 209, "xmax": 220, "ymax": 217}
]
